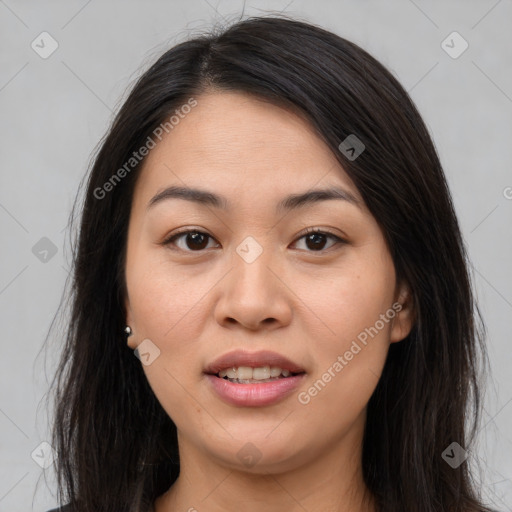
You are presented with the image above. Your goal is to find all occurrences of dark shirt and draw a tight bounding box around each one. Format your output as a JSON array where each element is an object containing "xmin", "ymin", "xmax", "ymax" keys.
[
  {"xmin": 46, "ymin": 503, "xmax": 500, "ymax": 511},
  {"xmin": 46, "ymin": 503, "xmax": 156, "ymax": 512}
]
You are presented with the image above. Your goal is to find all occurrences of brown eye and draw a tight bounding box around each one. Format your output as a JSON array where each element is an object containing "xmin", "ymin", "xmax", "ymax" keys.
[
  {"xmin": 293, "ymin": 228, "xmax": 346, "ymax": 252},
  {"xmin": 163, "ymin": 230, "xmax": 218, "ymax": 252},
  {"xmin": 162, "ymin": 228, "xmax": 346, "ymax": 254},
  {"xmin": 304, "ymin": 232, "xmax": 329, "ymax": 251}
]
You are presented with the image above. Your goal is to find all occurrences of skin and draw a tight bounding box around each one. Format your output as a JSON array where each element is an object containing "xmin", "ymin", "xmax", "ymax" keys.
[{"xmin": 124, "ymin": 91, "xmax": 414, "ymax": 512}]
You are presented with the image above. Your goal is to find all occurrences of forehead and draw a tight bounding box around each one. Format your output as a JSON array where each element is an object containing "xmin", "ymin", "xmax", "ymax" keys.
[{"xmin": 132, "ymin": 91, "xmax": 362, "ymax": 210}]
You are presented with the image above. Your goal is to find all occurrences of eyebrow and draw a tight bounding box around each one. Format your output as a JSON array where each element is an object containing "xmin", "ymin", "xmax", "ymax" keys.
[{"xmin": 146, "ymin": 185, "xmax": 361, "ymax": 213}]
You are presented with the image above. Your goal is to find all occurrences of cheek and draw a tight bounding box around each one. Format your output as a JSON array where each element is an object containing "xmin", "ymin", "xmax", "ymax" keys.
[
  {"xmin": 127, "ymin": 249, "xmax": 213, "ymax": 342},
  {"xmin": 296, "ymin": 248, "xmax": 395, "ymax": 409},
  {"xmin": 125, "ymin": 253, "xmax": 212, "ymax": 400},
  {"xmin": 305, "ymin": 254, "xmax": 395, "ymax": 351},
  {"xmin": 127, "ymin": 259, "xmax": 211, "ymax": 429}
]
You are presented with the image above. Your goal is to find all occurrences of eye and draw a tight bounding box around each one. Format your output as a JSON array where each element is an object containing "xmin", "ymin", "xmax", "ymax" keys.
[
  {"xmin": 162, "ymin": 230, "xmax": 219, "ymax": 252},
  {"xmin": 292, "ymin": 228, "xmax": 346, "ymax": 252},
  {"xmin": 161, "ymin": 228, "xmax": 346, "ymax": 253}
]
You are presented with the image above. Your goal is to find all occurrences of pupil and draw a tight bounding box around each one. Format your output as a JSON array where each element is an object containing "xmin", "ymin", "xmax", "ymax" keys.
[
  {"xmin": 306, "ymin": 233, "xmax": 326, "ymax": 250},
  {"xmin": 187, "ymin": 232, "xmax": 208, "ymax": 250}
]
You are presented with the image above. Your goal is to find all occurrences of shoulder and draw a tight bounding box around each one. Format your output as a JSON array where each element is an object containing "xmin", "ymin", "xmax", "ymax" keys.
[
  {"xmin": 45, "ymin": 504, "xmax": 155, "ymax": 512},
  {"xmin": 45, "ymin": 505, "xmax": 73, "ymax": 512}
]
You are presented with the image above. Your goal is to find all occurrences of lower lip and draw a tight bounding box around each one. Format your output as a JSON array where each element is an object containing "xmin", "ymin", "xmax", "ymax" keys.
[{"xmin": 205, "ymin": 373, "xmax": 306, "ymax": 407}]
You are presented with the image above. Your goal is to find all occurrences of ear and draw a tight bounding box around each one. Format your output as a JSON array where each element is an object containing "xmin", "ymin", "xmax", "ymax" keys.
[
  {"xmin": 124, "ymin": 296, "xmax": 138, "ymax": 350},
  {"xmin": 390, "ymin": 281, "xmax": 415, "ymax": 343}
]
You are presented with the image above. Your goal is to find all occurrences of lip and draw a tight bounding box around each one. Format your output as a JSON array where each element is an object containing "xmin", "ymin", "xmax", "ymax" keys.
[
  {"xmin": 203, "ymin": 349, "xmax": 307, "ymax": 407},
  {"xmin": 205, "ymin": 373, "xmax": 306, "ymax": 407},
  {"xmin": 204, "ymin": 349, "xmax": 305, "ymax": 375}
]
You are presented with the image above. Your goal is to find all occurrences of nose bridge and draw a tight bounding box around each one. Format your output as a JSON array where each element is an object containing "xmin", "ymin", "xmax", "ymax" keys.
[
  {"xmin": 231, "ymin": 234, "xmax": 276, "ymax": 296},
  {"xmin": 214, "ymin": 234, "xmax": 291, "ymax": 329}
]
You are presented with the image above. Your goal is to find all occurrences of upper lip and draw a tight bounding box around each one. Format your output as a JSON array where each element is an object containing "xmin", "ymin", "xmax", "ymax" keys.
[{"xmin": 204, "ymin": 349, "xmax": 306, "ymax": 375}]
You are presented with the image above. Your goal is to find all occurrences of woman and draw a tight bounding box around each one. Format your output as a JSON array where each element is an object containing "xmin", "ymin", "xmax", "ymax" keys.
[{"xmin": 44, "ymin": 14, "xmax": 497, "ymax": 512}]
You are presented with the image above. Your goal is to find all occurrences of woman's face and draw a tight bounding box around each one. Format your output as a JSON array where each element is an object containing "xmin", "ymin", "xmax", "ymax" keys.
[{"xmin": 124, "ymin": 91, "xmax": 413, "ymax": 473}]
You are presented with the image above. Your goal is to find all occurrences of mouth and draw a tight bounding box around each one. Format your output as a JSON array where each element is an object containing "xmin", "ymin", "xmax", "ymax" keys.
[
  {"xmin": 204, "ymin": 349, "xmax": 306, "ymax": 380},
  {"xmin": 203, "ymin": 350, "xmax": 306, "ymax": 407}
]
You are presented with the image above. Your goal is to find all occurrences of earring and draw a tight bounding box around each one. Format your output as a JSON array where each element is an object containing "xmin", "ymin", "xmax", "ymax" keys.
[{"xmin": 124, "ymin": 325, "xmax": 133, "ymax": 337}]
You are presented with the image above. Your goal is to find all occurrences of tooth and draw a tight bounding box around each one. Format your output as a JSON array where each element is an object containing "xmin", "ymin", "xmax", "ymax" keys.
[
  {"xmin": 270, "ymin": 367, "xmax": 282, "ymax": 377},
  {"xmin": 226, "ymin": 367, "xmax": 237, "ymax": 378},
  {"xmin": 237, "ymin": 366, "xmax": 253, "ymax": 380},
  {"xmin": 217, "ymin": 365, "xmax": 296, "ymax": 380},
  {"xmin": 252, "ymin": 366, "xmax": 271, "ymax": 380}
]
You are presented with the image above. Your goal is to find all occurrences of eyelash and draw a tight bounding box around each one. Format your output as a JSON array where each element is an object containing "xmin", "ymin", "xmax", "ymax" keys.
[{"xmin": 161, "ymin": 227, "xmax": 347, "ymax": 254}]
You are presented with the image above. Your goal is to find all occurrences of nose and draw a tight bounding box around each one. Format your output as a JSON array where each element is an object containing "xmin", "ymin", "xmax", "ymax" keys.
[{"xmin": 214, "ymin": 242, "xmax": 293, "ymax": 331}]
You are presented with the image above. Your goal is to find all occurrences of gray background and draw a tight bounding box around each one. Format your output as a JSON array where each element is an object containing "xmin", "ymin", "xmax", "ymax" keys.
[{"xmin": 0, "ymin": 1, "xmax": 511, "ymax": 511}]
